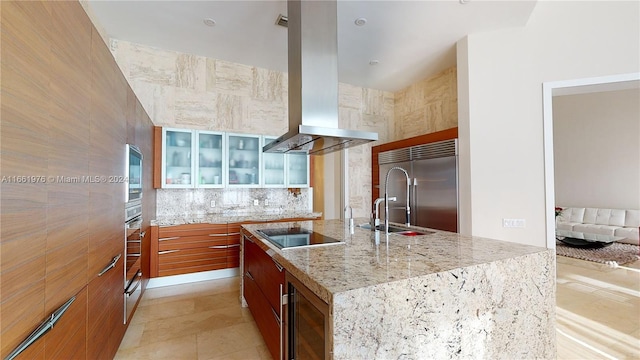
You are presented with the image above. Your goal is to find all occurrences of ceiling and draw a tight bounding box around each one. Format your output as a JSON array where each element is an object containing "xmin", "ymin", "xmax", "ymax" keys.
[{"xmin": 87, "ymin": 0, "xmax": 538, "ymax": 92}]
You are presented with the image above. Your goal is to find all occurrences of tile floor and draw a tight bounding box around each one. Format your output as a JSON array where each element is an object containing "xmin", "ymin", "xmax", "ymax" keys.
[{"xmin": 116, "ymin": 256, "xmax": 640, "ymax": 360}]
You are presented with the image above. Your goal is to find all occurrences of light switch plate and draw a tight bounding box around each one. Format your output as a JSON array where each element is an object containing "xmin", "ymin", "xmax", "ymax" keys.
[
  {"xmin": 264, "ymin": 199, "xmax": 269, "ymax": 206},
  {"xmin": 503, "ymin": 218, "xmax": 526, "ymax": 228},
  {"xmin": 210, "ymin": 200, "xmax": 215, "ymax": 207},
  {"xmin": 253, "ymin": 199, "xmax": 259, "ymax": 206}
]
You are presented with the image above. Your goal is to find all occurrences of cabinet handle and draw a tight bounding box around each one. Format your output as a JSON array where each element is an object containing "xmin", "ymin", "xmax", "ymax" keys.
[
  {"xmin": 158, "ymin": 250, "xmax": 180, "ymax": 255},
  {"xmin": 279, "ymin": 283, "xmax": 284, "ymax": 360},
  {"xmin": 5, "ymin": 296, "xmax": 76, "ymax": 360},
  {"xmin": 159, "ymin": 236, "xmax": 179, "ymax": 241},
  {"xmin": 244, "ymin": 235, "xmax": 254, "ymax": 244},
  {"xmin": 98, "ymin": 253, "xmax": 121, "ymax": 277},
  {"xmin": 271, "ymin": 307, "xmax": 281, "ymax": 327},
  {"xmin": 245, "ymin": 271, "xmax": 254, "ymax": 281},
  {"xmin": 208, "ymin": 245, "xmax": 227, "ymax": 249},
  {"xmin": 208, "ymin": 233, "xmax": 227, "ymax": 237},
  {"xmin": 272, "ymin": 259, "xmax": 284, "ymax": 272},
  {"xmin": 228, "ymin": 232, "xmax": 240, "ymax": 236},
  {"xmin": 228, "ymin": 243, "xmax": 240, "ymax": 248},
  {"xmin": 125, "ymin": 271, "xmax": 143, "ymax": 296}
]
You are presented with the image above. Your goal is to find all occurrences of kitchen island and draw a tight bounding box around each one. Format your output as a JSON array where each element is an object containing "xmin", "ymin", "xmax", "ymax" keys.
[{"xmin": 241, "ymin": 219, "xmax": 556, "ymax": 359}]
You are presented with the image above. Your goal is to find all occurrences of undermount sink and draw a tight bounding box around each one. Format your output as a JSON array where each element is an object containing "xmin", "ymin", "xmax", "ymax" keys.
[{"xmin": 358, "ymin": 223, "xmax": 434, "ymax": 236}]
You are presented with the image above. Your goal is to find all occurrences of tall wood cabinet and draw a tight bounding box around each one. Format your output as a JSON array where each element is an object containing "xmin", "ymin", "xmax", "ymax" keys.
[{"xmin": 0, "ymin": 2, "xmax": 156, "ymax": 358}]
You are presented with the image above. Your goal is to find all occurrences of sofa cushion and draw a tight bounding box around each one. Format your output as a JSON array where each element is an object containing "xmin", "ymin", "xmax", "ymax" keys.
[
  {"xmin": 615, "ymin": 227, "xmax": 639, "ymax": 240},
  {"xmin": 573, "ymin": 224, "xmax": 619, "ymax": 236},
  {"xmin": 556, "ymin": 222, "xmax": 578, "ymax": 231},
  {"xmin": 559, "ymin": 207, "xmax": 585, "ymax": 223},
  {"xmin": 583, "ymin": 208, "xmax": 599, "ymax": 224},
  {"xmin": 624, "ymin": 210, "xmax": 640, "ymax": 228}
]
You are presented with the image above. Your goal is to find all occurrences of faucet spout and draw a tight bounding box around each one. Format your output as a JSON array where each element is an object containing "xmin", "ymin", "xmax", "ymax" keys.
[
  {"xmin": 372, "ymin": 197, "xmax": 396, "ymax": 230},
  {"xmin": 384, "ymin": 166, "xmax": 411, "ymax": 234}
]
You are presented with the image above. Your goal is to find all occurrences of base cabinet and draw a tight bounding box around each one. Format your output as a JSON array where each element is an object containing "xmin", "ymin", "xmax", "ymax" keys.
[{"xmin": 242, "ymin": 229, "xmax": 285, "ymax": 360}]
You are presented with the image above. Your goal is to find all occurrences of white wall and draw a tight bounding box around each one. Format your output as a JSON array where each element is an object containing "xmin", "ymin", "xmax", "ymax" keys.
[
  {"xmin": 457, "ymin": 1, "xmax": 640, "ymax": 247},
  {"xmin": 553, "ymin": 89, "xmax": 640, "ymax": 209}
]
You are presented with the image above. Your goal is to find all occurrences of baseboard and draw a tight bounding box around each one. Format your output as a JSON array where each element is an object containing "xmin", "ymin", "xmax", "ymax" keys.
[{"xmin": 146, "ymin": 268, "xmax": 240, "ymax": 289}]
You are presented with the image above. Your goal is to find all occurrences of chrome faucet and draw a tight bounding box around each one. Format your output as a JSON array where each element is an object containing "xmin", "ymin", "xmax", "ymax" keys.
[
  {"xmin": 344, "ymin": 204, "xmax": 354, "ymax": 228},
  {"xmin": 384, "ymin": 167, "xmax": 411, "ymax": 233},
  {"xmin": 371, "ymin": 197, "xmax": 396, "ymax": 230}
]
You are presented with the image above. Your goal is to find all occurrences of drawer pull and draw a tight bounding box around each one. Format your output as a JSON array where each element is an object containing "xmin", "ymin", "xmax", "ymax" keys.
[
  {"xmin": 245, "ymin": 271, "xmax": 254, "ymax": 281},
  {"xmin": 208, "ymin": 245, "xmax": 227, "ymax": 249},
  {"xmin": 228, "ymin": 232, "xmax": 241, "ymax": 236},
  {"xmin": 5, "ymin": 296, "xmax": 76, "ymax": 360},
  {"xmin": 228, "ymin": 243, "xmax": 240, "ymax": 248},
  {"xmin": 208, "ymin": 233, "xmax": 227, "ymax": 237},
  {"xmin": 158, "ymin": 250, "xmax": 180, "ymax": 255},
  {"xmin": 159, "ymin": 236, "xmax": 180, "ymax": 241},
  {"xmin": 98, "ymin": 253, "xmax": 121, "ymax": 277},
  {"xmin": 244, "ymin": 235, "xmax": 255, "ymax": 244},
  {"xmin": 272, "ymin": 259, "xmax": 284, "ymax": 272}
]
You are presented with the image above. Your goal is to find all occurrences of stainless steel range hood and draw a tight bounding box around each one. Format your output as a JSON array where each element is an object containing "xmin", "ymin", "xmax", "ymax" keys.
[{"xmin": 263, "ymin": 0, "xmax": 378, "ymax": 155}]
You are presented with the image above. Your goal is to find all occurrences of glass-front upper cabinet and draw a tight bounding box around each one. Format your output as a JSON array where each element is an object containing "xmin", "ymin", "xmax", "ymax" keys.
[
  {"xmin": 162, "ymin": 128, "xmax": 194, "ymax": 188},
  {"xmin": 227, "ymin": 134, "xmax": 261, "ymax": 187},
  {"xmin": 288, "ymin": 153, "xmax": 309, "ymax": 187},
  {"xmin": 196, "ymin": 131, "xmax": 224, "ymax": 188},
  {"xmin": 262, "ymin": 137, "xmax": 286, "ymax": 187}
]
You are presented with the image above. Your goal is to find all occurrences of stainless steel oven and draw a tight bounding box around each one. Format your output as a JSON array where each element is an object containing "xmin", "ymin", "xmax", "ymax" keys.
[{"xmin": 124, "ymin": 204, "xmax": 143, "ymax": 324}]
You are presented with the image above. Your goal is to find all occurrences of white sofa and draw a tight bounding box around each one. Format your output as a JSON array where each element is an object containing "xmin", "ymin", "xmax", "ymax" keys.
[{"xmin": 556, "ymin": 207, "xmax": 640, "ymax": 246}]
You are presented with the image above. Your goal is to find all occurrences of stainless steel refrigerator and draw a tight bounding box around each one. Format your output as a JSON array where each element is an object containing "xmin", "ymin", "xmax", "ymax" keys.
[{"xmin": 378, "ymin": 139, "xmax": 458, "ymax": 232}]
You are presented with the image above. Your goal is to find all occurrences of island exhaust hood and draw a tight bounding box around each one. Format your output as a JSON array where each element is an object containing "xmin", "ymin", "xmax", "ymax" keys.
[{"xmin": 262, "ymin": 0, "xmax": 378, "ymax": 155}]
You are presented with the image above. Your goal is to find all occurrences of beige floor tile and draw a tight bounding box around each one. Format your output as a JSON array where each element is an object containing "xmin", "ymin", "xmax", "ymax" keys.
[
  {"xmin": 115, "ymin": 334, "xmax": 198, "ymax": 360},
  {"xmin": 196, "ymin": 321, "xmax": 267, "ymax": 359}
]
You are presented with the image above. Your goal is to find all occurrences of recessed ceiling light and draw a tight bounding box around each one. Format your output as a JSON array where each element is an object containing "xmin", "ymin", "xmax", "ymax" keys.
[
  {"xmin": 369, "ymin": 60, "xmax": 379, "ymax": 66},
  {"xmin": 354, "ymin": 17, "xmax": 367, "ymax": 26},
  {"xmin": 203, "ymin": 18, "xmax": 216, "ymax": 27}
]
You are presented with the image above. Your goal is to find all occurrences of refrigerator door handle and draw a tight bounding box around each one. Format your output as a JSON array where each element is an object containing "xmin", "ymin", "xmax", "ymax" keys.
[{"xmin": 411, "ymin": 178, "xmax": 418, "ymax": 225}]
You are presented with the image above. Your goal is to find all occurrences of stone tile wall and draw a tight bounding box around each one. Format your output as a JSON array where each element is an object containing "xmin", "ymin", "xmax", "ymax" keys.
[
  {"xmin": 110, "ymin": 40, "xmax": 392, "ymax": 218},
  {"xmin": 394, "ymin": 67, "xmax": 458, "ymax": 140}
]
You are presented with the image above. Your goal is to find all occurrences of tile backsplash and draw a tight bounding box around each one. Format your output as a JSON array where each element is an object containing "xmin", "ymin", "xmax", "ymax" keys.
[{"xmin": 156, "ymin": 188, "xmax": 311, "ymax": 218}]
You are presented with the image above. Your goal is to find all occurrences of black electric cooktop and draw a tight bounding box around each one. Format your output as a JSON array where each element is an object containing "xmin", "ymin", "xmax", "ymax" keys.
[{"xmin": 256, "ymin": 227, "xmax": 344, "ymax": 249}]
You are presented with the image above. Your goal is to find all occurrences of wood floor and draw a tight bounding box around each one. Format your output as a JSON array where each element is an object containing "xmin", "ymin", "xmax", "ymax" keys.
[{"xmin": 116, "ymin": 256, "xmax": 640, "ymax": 360}]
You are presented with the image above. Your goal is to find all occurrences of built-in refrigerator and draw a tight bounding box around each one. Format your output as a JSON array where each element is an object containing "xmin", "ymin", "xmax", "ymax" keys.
[{"xmin": 378, "ymin": 139, "xmax": 458, "ymax": 232}]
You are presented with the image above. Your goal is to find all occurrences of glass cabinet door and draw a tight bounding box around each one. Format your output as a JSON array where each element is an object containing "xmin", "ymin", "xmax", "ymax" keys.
[
  {"xmin": 263, "ymin": 137, "xmax": 285, "ymax": 187},
  {"xmin": 196, "ymin": 131, "xmax": 224, "ymax": 188},
  {"xmin": 163, "ymin": 128, "xmax": 194, "ymax": 188},
  {"xmin": 227, "ymin": 134, "xmax": 260, "ymax": 187},
  {"xmin": 287, "ymin": 153, "xmax": 309, "ymax": 187}
]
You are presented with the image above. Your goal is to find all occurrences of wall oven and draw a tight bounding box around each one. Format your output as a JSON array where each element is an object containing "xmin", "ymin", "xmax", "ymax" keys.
[
  {"xmin": 124, "ymin": 205, "xmax": 143, "ymax": 324},
  {"xmin": 125, "ymin": 143, "xmax": 143, "ymax": 324}
]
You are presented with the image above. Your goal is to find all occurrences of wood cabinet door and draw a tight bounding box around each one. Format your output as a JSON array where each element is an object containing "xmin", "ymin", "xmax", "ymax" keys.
[
  {"xmin": 244, "ymin": 271, "xmax": 282, "ymax": 360},
  {"xmin": 87, "ymin": 253, "xmax": 125, "ymax": 360}
]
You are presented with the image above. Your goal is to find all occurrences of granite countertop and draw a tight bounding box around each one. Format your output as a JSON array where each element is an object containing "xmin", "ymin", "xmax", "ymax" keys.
[
  {"xmin": 152, "ymin": 211, "xmax": 322, "ymax": 226},
  {"xmin": 242, "ymin": 218, "xmax": 550, "ymax": 303}
]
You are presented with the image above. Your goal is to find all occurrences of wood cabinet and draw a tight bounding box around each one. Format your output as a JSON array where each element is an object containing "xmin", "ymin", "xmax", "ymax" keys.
[
  {"xmin": 0, "ymin": 1, "xmax": 156, "ymax": 358},
  {"xmin": 149, "ymin": 217, "xmax": 319, "ymax": 278},
  {"xmin": 153, "ymin": 126, "xmax": 311, "ymax": 189},
  {"xmin": 152, "ymin": 223, "xmax": 231, "ymax": 277},
  {"xmin": 242, "ymin": 229, "xmax": 285, "ymax": 360}
]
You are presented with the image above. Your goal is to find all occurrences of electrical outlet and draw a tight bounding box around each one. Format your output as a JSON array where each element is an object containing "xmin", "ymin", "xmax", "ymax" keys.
[
  {"xmin": 503, "ymin": 218, "xmax": 526, "ymax": 228},
  {"xmin": 210, "ymin": 200, "xmax": 215, "ymax": 208},
  {"xmin": 264, "ymin": 199, "xmax": 269, "ymax": 206},
  {"xmin": 253, "ymin": 199, "xmax": 259, "ymax": 206}
]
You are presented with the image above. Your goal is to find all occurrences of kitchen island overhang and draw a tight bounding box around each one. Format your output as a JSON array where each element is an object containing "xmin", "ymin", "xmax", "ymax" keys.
[{"xmin": 241, "ymin": 219, "xmax": 556, "ymax": 359}]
